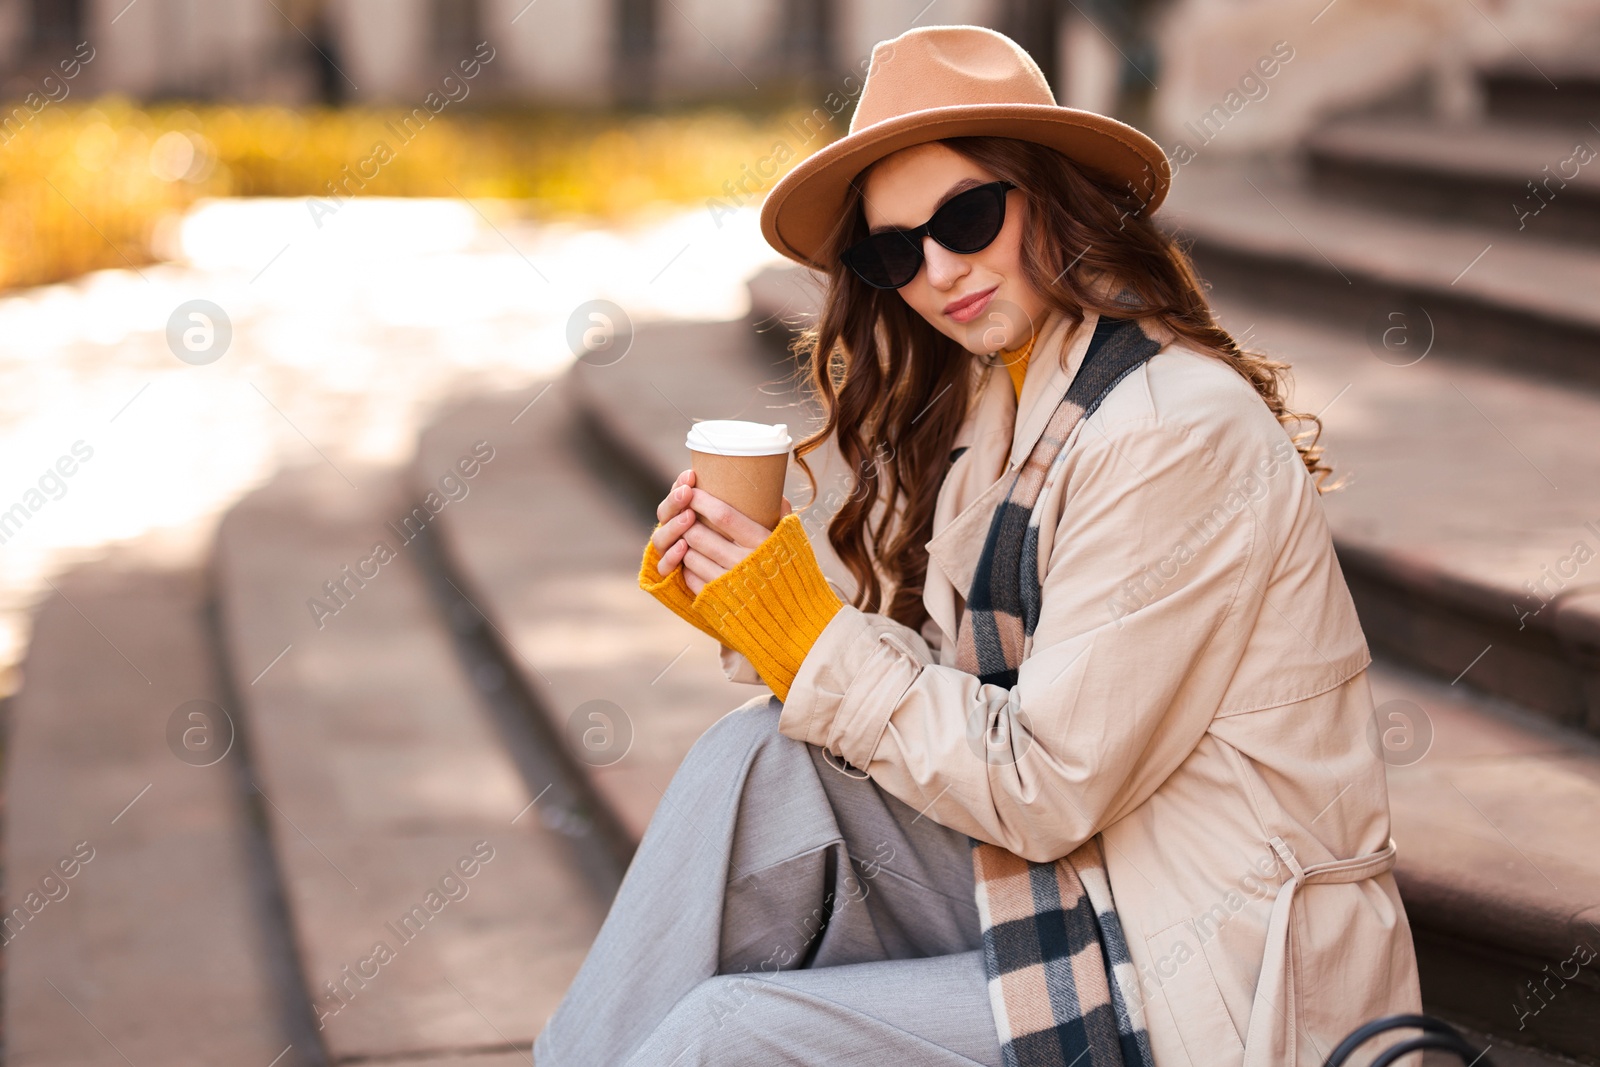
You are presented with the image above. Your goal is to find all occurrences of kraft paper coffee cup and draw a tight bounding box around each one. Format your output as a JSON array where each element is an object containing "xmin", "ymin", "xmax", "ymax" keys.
[{"xmin": 685, "ymin": 420, "xmax": 792, "ymax": 533}]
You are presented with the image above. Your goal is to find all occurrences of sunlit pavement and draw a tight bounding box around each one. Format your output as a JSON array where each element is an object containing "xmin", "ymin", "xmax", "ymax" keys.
[{"xmin": 0, "ymin": 196, "xmax": 786, "ymax": 685}]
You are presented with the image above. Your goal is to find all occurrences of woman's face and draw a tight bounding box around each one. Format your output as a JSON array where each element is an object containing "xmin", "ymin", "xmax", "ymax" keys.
[{"xmin": 857, "ymin": 142, "xmax": 1047, "ymax": 356}]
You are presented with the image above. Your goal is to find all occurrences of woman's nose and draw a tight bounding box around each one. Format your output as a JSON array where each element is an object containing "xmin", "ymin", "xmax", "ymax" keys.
[{"xmin": 921, "ymin": 236, "xmax": 969, "ymax": 288}]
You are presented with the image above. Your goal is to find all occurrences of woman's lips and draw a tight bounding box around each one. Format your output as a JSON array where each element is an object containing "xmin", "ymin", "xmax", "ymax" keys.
[{"xmin": 945, "ymin": 285, "xmax": 997, "ymax": 324}]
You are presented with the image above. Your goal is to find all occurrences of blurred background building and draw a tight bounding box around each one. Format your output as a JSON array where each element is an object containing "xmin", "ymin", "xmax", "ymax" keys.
[{"xmin": 4, "ymin": 0, "xmax": 1600, "ymax": 147}]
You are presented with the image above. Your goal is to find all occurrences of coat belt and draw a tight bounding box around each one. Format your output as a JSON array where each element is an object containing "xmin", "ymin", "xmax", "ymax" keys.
[{"xmin": 1241, "ymin": 836, "xmax": 1399, "ymax": 1067}]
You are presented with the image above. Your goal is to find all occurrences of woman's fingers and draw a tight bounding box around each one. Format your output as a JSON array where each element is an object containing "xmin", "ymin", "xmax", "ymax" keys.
[
  {"xmin": 681, "ymin": 520, "xmax": 745, "ymax": 575},
  {"xmin": 780, "ymin": 495, "xmax": 794, "ymax": 518},
  {"xmin": 649, "ymin": 499, "xmax": 696, "ymax": 558},
  {"xmin": 654, "ymin": 474, "xmax": 691, "ymax": 524},
  {"xmin": 666, "ymin": 483, "xmax": 775, "ymax": 588},
  {"xmin": 654, "ymin": 469, "xmax": 697, "ymax": 526},
  {"xmin": 654, "ymin": 534, "xmax": 688, "ymax": 577},
  {"xmin": 686, "ymin": 488, "xmax": 772, "ymax": 551},
  {"xmin": 680, "ymin": 543, "xmax": 727, "ymax": 596},
  {"xmin": 681, "ymin": 545, "xmax": 709, "ymax": 595}
]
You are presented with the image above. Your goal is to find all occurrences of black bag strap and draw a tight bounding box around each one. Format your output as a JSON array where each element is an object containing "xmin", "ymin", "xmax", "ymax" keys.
[{"xmin": 1324, "ymin": 1014, "xmax": 1492, "ymax": 1067}]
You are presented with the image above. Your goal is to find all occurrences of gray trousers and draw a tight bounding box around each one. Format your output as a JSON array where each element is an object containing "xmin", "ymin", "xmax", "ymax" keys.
[{"xmin": 532, "ymin": 695, "xmax": 1005, "ymax": 1066}]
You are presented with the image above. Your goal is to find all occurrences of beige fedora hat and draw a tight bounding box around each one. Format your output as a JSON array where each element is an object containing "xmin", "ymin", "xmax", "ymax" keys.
[{"xmin": 759, "ymin": 24, "xmax": 1171, "ymax": 273}]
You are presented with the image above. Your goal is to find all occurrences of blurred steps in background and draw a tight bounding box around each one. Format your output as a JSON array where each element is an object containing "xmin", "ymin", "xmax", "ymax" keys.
[
  {"xmin": 1303, "ymin": 118, "xmax": 1600, "ymax": 244},
  {"xmin": 0, "ymin": 468, "xmax": 621, "ymax": 1063},
  {"xmin": 210, "ymin": 464, "xmax": 610, "ymax": 1064},
  {"xmin": 1159, "ymin": 62, "xmax": 1600, "ymax": 1057},
  {"xmin": 1168, "ymin": 64, "xmax": 1600, "ymax": 394},
  {"xmin": 1160, "ymin": 57, "xmax": 1600, "ymax": 744},
  {"xmin": 1164, "ymin": 165, "xmax": 1600, "ymax": 388},
  {"xmin": 3, "ymin": 563, "xmax": 319, "ymax": 1066},
  {"xmin": 1480, "ymin": 59, "xmax": 1600, "ymax": 127},
  {"xmin": 410, "ymin": 368, "xmax": 764, "ymax": 852}
]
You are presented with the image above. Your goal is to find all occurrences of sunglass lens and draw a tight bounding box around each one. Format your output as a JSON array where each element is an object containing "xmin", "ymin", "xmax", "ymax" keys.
[
  {"xmin": 843, "ymin": 183, "xmax": 1010, "ymax": 288},
  {"xmin": 934, "ymin": 185, "xmax": 1006, "ymax": 253},
  {"xmin": 848, "ymin": 231, "xmax": 922, "ymax": 289}
]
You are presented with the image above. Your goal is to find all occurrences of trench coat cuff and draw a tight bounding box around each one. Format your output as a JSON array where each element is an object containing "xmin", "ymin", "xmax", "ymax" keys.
[{"xmin": 779, "ymin": 605, "xmax": 924, "ymax": 771}]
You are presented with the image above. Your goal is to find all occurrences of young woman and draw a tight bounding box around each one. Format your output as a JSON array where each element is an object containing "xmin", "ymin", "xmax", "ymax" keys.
[{"xmin": 534, "ymin": 24, "xmax": 1421, "ymax": 1067}]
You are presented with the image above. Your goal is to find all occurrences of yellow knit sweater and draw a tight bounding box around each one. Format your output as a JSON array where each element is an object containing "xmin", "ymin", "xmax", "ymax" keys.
[{"xmin": 638, "ymin": 330, "xmax": 1036, "ymax": 700}]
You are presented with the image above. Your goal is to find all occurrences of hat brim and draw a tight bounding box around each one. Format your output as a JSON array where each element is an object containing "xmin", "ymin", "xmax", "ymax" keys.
[{"xmin": 758, "ymin": 103, "xmax": 1172, "ymax": 273}]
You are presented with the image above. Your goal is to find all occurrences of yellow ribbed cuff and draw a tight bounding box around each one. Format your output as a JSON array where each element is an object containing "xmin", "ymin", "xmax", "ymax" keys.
[
  {"xmin": 639, "ymin": 528, "xmax": 726, "ymax": 643},
  {"xmin": 690, "ymin": 512, "xmax": 844, "ymax": 701}
]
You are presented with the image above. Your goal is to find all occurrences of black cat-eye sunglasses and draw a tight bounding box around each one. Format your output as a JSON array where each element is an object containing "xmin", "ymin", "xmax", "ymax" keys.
[{"xmin": 841, "ymin": 180, "xmax": 1018, "ymax": 290}]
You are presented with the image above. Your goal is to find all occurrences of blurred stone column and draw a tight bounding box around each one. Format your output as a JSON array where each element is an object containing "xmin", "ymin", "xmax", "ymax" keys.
[
  {"xmin": 1045, "ymin": 0, "xmax": 1164, "ymax": 123},
  {"xmin": 1060, "ymin": 4, "xmax": 1121, "ymax": 115},
  {"xmin": 26, "ymin": 0, "xmax": 83, "ymax": 53},
  {"xmin": 485, "ymin": 0, "xmax": 609, "ymax": 106},
  {"xmin": 780, "ymin": 0, "xmax": 835, "ymax": 96},
  {"xmin": 306, "ymin": 0, "xmax": 349, "ymax": 105},
  {"xmin": 1, "ymin": 0, "xmax": 83, "ymax": 95},
  {"xmin": 428, "ymin": 0, "xmax": 487, "ymax": 81},
  {"xmin": 330, "ymin": 0, "xmax": 431, "ymax": 102},
  {"xmin": 1001, "ymin": 0, "xmax": 1060, "ymax": 94},
  {"xmin": 613, "ymin": 0, "xmax": 655, "ymax": 107}
]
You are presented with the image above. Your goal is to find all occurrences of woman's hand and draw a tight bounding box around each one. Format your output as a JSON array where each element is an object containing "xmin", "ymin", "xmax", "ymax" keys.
[{"xmin": 652, "ymin": 468, "xmax": 794, "ymax": 596}]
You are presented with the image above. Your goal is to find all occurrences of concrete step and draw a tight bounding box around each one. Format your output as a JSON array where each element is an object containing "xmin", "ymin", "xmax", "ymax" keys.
[
  {"xmin": 410, "ymin": 369, "xmax": 761, "ymax": 851},
  {"xmin": 1423, "ymin": 1027, "xmax": 1591, "ymax": 1067},
  {"xmin": 1200, "ymin": 290, "xmax": 1600, "ymax": 738},
  {"xmin": 1482, "ymin": 60, "xmax": 1600, "ymax": 127},
  {"xmin": 1304, "ymin": 117, "xmax": 1600, "ymax": 244},
  {"xmin": 1370, "ymin": 658, "xmax": 1600, "ymax": 1063},
  {"xmin": 4, "ymin": 559, "xmax": 318, "ymax": 1066},
  {"xmin": 212, "ymin": 462, "xmax": 607, "ymax": 1063},
  {"xmin": 746, "ymin": 261, "xmax": 826, "ymax": 354},
  {"xmin": 1160, "ymin": 161, "xmax": 1600, "ymax": 389},
  {"xmin": 567, "ymin": 314, "xmax": 861, "ymax": 588},
  {"xmin": 568, "ymin": 317, "xmax": 819, "ymax": 497}
]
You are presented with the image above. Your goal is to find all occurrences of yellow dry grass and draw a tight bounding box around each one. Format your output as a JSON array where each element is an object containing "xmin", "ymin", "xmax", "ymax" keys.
[{"xmin": 0, "ymin": 97, "xmax": 831, "ymax": 291}]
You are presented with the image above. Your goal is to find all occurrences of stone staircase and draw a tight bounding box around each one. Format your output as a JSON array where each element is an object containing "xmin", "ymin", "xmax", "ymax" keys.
[
  {"xmin": 1159, "ymin": 76, "xmax": 1600, "ymax": 741},
  {"xmin": 1155, "ymin": 61, "xmax": 1600, "ymax": 1061},
  {"xmin": 6, "ymin": 59, "xmax": 1600, "ymax": 1067}
]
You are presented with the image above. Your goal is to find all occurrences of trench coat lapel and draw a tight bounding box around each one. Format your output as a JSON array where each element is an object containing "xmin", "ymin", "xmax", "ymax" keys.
[{"xmin": 922, "ymin": 306, "xmax": 1101, "ymax": 651}]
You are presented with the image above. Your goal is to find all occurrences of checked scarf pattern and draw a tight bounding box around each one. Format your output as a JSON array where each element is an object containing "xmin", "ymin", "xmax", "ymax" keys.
[{"xmin": 952, "ymin": 308, "xmax": 1161, "ymax": 1067}]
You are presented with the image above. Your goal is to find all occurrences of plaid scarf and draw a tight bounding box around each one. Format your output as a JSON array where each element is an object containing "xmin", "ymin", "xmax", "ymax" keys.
[{"xmin": 953, "ymin": 307, "xmax": 1161, "ymax": 1067}]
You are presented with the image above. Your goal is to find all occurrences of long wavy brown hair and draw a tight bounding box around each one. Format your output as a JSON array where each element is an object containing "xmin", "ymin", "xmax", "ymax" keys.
[{"xmin": 786, "ymin": 135, "xmax": 1333, "ymax": 637}]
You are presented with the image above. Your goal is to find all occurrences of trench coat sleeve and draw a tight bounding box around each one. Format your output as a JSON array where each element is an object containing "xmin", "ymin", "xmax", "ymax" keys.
[{"xmin": 779, "ymin": 419, "xmax": 1263, "ymax": 863}]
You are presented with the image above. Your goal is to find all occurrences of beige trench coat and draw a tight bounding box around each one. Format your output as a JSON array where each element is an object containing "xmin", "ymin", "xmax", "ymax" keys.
[{"xmin": 719, "ymin": 305, "xmax": 1422, "ymax": 1067}]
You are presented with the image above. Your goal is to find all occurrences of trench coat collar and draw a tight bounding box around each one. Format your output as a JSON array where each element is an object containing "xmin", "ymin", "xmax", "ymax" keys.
[{"xmin": 921, "ymin": 303, "xmax": 1104, "ymax": 650}]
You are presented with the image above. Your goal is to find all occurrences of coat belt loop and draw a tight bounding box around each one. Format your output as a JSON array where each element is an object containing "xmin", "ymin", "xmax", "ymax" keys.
[
  {"xmin": 1269, "ymin": 835, "xmax": 1304, "ymax": 881},
  {"xmin": 1242, "ymin": 837, "xmax": 1400, "ymax": 1067}
]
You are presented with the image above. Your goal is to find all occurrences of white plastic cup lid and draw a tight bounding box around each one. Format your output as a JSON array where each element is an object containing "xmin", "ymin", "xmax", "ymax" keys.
[{"xmin": 685, "ymin": 419, "xmax": 792, "ymax": 456}]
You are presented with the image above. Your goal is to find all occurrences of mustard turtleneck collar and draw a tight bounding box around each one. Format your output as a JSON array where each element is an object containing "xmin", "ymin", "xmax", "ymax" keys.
[{"xmin": 998, "ymin": 329, "xmax": 1036, "ymax": 399}]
